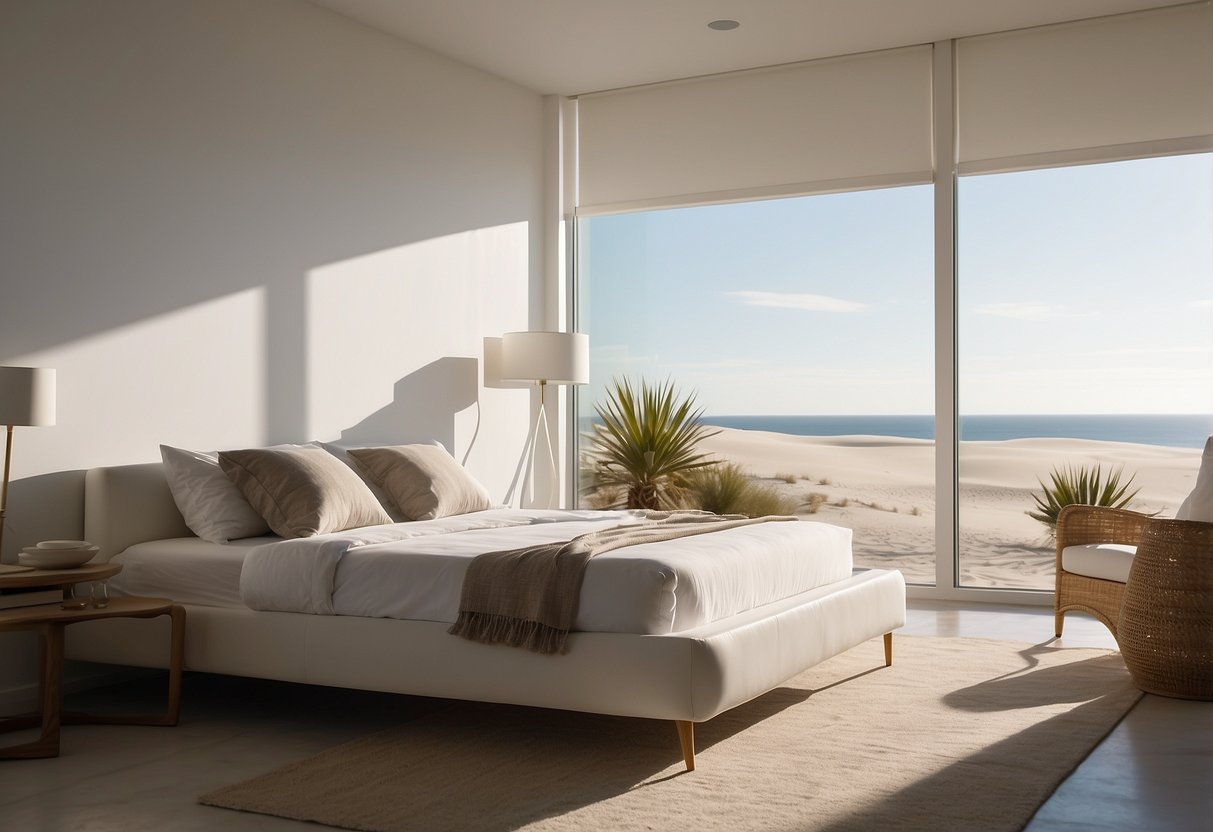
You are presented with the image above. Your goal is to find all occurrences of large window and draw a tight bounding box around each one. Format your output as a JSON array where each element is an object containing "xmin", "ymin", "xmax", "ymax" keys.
[
  {"xmin": 956, "ymin": 153, "xmax": 1213, "ymax": 589},
  {"xmin": 576, "ymin": 155, "xmax": 1212, "ymax": 593},
  {"xmin": 577, "ymin": 185, "xmax": 936, "ymax": 583}
]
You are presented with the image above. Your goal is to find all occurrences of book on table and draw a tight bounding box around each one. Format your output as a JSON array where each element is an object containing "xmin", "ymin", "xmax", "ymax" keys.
[{"xmin": 0, "ymin": 588, "xmax": 64, "ymax": 610}]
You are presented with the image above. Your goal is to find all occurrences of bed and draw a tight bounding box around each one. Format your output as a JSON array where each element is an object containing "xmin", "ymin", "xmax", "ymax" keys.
[{"xmin": 65, "ymin": 460, "xmax": 906, "ymax": 770}]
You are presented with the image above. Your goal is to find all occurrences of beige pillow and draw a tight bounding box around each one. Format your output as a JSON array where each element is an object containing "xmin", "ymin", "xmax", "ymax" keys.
[
  {"xmin": 159, "ymin": 442, "xmax": 317, "ymax": 543},
  {"xmin": 218, "ymin": 447, "xmax": 392, "ymax": 538},
  {"xmin": 348, "ymin": 444, "xmax": 492, "ymax": 521},
  {"xmin": 316, "ymin": 441, "xmax": 406, "ymax": 522}
]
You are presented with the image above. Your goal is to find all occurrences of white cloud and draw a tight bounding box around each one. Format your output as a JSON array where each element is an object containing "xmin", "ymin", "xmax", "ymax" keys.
[
  {"xmin": 1087, "ymin": 346, "xmax": 1209, "ymax": 357},
  {"xmin": 727, "ymin": 291, "xmax": 866, "ymax": 312},
  {"xmin": 1187, "ymin": 298, "xmax": 1213, "ymax": 309},
  {"xmin": 665, "ymin": 358, "xmax": 763, "ymax": 371},
  {"xmin": 590, "ymin": 344, "xmax": 653, "ymax": 364},
  {"xmin": 973, "ymin": 302, "xmax": 1091, "ymax": 321}
]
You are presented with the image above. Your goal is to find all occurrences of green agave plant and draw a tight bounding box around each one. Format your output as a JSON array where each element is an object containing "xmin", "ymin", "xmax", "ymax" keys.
[
  {"xmin": 584, "ymin": 377, "xmax": 720, "ymax": 510},
  {"xmin": 1028, "ymin": 464, "xmax": 1142, "ymax": 532}
]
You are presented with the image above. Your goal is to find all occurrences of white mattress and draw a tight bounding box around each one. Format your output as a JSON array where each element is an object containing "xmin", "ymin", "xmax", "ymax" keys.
[
  {"xmin": 108, "ymin": 510, "xmax": 855, "ymax": 635},
  {"xmin": 109, "ymin": 536, "xmax": 277, "ymax": 607}
]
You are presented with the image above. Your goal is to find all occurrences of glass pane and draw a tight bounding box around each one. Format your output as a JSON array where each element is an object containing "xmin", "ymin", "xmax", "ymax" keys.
[
  {"xmin": 577, "ymin": 185, "xmax": 936, "ymax": 584},
  {"xmin": 957, "ymin": 154, "xmax": 1213, "ymax": 590}
]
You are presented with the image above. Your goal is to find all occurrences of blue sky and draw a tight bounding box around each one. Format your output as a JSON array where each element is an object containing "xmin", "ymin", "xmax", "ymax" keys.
[{"xmin": 579, "ymin": 153, "xmax": 1213, "ymax": 417}]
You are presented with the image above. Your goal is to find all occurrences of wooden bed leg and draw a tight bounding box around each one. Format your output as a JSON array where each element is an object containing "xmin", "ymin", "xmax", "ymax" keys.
[
  {"xmin": 675, "ymin": 720, "xmax": 695, "ymax": 771},
  {"xmin": 883, "ymin": 632, "xmax": 893, "ymax": 667}
]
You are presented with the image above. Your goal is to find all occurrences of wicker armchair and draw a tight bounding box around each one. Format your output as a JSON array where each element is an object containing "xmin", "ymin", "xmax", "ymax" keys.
[{"xmin": 1054, "ymin": 504, "xmax": 1152, "ymax": 638}]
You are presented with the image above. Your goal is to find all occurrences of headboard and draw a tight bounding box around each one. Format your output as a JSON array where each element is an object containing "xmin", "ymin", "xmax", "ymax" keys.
[{"xmin": 84, "ymin": 463, "xmax": 192, "ymax": 561}]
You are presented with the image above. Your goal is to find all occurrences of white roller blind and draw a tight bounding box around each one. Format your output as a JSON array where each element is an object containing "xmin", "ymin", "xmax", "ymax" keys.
[
  {"xmin": 577, "ymin": 45, "xmax": 934, "ymax": 214},
  {"xmin": 957, "ymin": 4, "xmax": 1213, "ymax": 172}
]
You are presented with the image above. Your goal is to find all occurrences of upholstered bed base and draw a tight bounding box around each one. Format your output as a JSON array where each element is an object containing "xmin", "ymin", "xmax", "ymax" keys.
[{"xmin": 66, "ymin": 462, "xmax": 907, "ymax": 768}]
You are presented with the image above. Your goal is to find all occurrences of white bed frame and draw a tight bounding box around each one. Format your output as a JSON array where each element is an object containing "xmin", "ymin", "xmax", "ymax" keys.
[{"xmin": 66, "ymin": 462, "xmax": 907, "ymax": 769}]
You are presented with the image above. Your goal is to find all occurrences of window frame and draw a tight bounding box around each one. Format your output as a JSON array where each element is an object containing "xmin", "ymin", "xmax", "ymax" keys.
[{"xmin": 567, "ymin": 34, "xmax": 1213, "ymax": 607}]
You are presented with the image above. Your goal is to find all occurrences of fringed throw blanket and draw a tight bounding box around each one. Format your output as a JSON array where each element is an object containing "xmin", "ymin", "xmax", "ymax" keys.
[{"xmin": 448, "ymin": 511, "xmax": 795, "ymax": 654}]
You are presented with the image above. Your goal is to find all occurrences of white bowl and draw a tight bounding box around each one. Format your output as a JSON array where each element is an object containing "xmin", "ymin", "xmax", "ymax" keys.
[
  {"xmin": 18, "ymin": 546, "xmax": 99, "ymax": 569},
  {"xmin": 36, "ymin": 539, "xmax": 90, "ymax": 550}
]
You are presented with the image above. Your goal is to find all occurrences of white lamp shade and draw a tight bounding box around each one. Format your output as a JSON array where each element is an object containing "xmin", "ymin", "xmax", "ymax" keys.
[
  {"xmin": 500, "ymin": 332, "xmax": 589, "ymax": 385},
  {"xmin": 0, "ymin": 367, "xmax": 56, "ymax": 426}
]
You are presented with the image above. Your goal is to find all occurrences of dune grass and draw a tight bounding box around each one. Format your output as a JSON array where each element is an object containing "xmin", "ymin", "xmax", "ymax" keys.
[{"xmin": 681, "ymin": 463, "xmax": 798, "ymax": 517}]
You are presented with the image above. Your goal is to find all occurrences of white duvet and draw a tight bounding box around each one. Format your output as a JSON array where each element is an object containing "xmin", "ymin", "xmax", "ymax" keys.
[{"xmin": 239, "ymin": 508, "xmax": 854, "ymax": 635}]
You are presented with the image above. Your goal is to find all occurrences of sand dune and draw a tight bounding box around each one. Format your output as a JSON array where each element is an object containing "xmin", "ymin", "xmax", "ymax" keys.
[{"xmin": 697, "ymin": 428, "xmax": 1202, "ymax": 589}]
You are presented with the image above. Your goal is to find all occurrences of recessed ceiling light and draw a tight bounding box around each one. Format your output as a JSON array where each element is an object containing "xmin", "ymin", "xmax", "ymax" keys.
[{"xmin": 707, "ymin": 20, "xmax": 740, "ymax": 31}]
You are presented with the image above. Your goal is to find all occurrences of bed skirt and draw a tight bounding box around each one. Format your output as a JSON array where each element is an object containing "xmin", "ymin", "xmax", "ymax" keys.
[{"xmin": 66, "ymin": 568, "xmax": 905, "ymax": 723}]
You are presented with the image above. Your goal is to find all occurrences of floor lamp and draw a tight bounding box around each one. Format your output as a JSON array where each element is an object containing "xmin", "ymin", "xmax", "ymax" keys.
[
  {"xmin": 500, "ymin": 331, "xmax": 589, "ymax": 509},
  {"xmin": 0, "ymin": 367, "xmax": 56, "ymax": 573}
]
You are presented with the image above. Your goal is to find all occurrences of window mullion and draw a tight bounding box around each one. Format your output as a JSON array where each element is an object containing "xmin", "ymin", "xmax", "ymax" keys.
[{"xmin": 933, "ymin": 40, "xmax": 959, "ymax": 590}]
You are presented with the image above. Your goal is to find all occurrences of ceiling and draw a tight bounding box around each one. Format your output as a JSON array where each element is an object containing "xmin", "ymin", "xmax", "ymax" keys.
[{"xmin": 309, "ymin": 0, "xmax": 1189, "ymax": 95}]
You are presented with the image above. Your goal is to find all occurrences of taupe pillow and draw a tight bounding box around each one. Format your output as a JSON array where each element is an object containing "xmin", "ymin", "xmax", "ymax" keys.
[
  {"xmin": 218, "ymin": 447, "xmax": 392, "ymax": 538},
  {"xmin": 348, "ymin": 444, "xmax": 492, "ymax": 521}
]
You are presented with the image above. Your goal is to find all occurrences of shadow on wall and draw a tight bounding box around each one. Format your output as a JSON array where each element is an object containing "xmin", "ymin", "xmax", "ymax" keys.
[
  {"xmin": 3, "ymin": 470, "xmax": 86, "ymax": 555},
  {"xmin": 1, "ymin": 0, "xmax": 544, "ymax": 445},
  {"xmin": 337, "ymin": 357, "xmax": 480, "ymax": 462}
]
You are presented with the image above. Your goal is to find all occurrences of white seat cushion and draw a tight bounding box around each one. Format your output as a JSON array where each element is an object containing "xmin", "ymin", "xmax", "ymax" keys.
[{"xmin": 1061, "ymin": 543, "xmax": 1136, "ymax": 583}]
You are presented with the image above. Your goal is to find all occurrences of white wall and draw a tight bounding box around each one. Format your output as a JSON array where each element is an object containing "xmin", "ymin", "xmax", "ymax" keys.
[{"xmin": 0, "ymin": 0, "xmax": 545, "ymax": 701}]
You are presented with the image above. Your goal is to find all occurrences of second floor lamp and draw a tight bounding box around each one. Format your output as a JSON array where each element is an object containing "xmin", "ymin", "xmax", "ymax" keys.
[{"xmin": 500, "ymin": 331, "xmax": 589, "ymax": 508}]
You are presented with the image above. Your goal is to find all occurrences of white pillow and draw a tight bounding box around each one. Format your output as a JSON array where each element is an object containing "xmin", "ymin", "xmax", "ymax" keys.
[
  {"xmin": 1175, "ymin": 435, "xmax": 1213, "ymax": 522},
  {"xmin": 160, "ymin": 443, "xmax": 316, "ymax": 544},
  {"xmin": 161, "ymin": 445, "xmax": 267, "ymax": 544}
]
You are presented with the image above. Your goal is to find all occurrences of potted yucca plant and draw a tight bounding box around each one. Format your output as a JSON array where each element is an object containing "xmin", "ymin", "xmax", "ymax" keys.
[
  {"xmin": 583, "ymin": 377, "xmax": 719, "ymax": 510},
  {"xmin": 1028, "ymin": 463, "xmax": 1143, "ymax": 535}
]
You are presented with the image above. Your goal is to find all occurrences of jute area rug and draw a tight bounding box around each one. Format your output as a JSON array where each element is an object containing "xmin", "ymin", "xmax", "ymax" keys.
[{"xmin": 200, "ymin": 636, "xmax": 1140, "ymax": 832}]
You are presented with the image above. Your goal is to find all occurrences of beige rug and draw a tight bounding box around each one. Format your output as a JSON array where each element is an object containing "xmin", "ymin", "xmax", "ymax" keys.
[{"xmin": 200, "ymin": 636, "xmax": 1140, "ymax": 832}]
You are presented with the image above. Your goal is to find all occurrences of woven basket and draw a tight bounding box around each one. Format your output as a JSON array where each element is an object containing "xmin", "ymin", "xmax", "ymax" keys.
[{"xmin": 1118, "ymin": 518, "xmax": 1213, "ymax": 700}]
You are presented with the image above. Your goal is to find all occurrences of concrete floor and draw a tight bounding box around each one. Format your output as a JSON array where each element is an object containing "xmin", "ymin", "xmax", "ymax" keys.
[
  {"xmin": 1, "ymin": 601, "xmax": 1209, "ymax": 831},
  {"xmin": 902, "ymin": 603, "xmax": 1213, "ymax": 832}
]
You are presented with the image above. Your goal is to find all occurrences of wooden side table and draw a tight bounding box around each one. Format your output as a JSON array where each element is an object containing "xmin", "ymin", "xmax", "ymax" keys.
[{"xmin": 0, "ymin": 565, "xmax": 185, "ymax": 759}]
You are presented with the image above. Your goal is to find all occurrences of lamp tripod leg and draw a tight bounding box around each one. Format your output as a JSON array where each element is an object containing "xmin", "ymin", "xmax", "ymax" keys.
[
  {"xmin": 536, "ymin": 396, "xmax": 559, "ymax": 509},
  {"xmin": 0, "ymin": 425, "xmax": 14, "ymax": 560}
]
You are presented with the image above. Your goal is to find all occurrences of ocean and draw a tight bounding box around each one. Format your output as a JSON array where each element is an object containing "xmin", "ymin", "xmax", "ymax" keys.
[{"xmin": 696, "ymin": 414, "xmax": 1213, "ymax": 450}]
